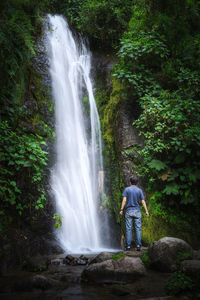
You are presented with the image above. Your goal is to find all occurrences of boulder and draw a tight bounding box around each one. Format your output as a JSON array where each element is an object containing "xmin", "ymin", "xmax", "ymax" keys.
[
  {"xmin": 82, "ymin": 256, "xmax": 147, "ymax": 283},
  {"xmin": 89, "ymin": 252, "xmax": 114, "ymax": 264},
  {"xmin": 193, "ymin": 250, "xmax": 200, "ymax": 260},
  {"xmin": 31, "ymin": 275, "xmax": 60, "ymax": 289},
  {"xmin": 181, "ymin": 260, "xmax": 200, "ymax": 280},
  {"xmin": 148, "ymin": 237, "xmax": 193, "ymax": 272}
]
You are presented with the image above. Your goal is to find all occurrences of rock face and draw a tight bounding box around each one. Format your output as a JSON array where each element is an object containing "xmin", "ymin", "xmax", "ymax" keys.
[
  {"xmin": 82, "ymin": 256, "xmax": 147, "ymax": 283},
  {"xmin": 117, "ymin": 101, "xmax": 143, "ymax": 186},
  {"xmin": 149, "ymin": 237, "xmax": 193, "ymax": 272}
]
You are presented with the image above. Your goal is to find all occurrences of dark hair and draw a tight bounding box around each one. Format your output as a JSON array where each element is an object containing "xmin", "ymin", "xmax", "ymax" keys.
[{"xmin": 130, "ymin": 175, "xmax": 138, "ymax": 185}]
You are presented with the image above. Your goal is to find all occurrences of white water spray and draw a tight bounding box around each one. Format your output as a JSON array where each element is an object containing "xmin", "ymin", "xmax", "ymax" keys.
[{"xmin": 47, "ymin": 15, "xmax": 110, "ymax": 253}]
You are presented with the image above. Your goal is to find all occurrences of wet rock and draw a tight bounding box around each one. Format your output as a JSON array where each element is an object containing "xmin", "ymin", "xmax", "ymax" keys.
[
  {"xmin": 31, "ymin": 274, "xmax": 60, "ymax": 289},
  {"xmin": 149, "ymin": 237, "xmax": 193, "ymax": 272},
  {"xmin": 51, "ymin": 258, "xmax": 65, "ymax": 265},
  {"xmin": 91, "ymin": 52, "xmax": 114, "ymax": 91},
  {"xmin": 82, "ymin": 256, "xmax": 147, "ymax": 283},
  {"xmin": 13, "ymin": 274, "xmax": 60, "ymax": 291},
  {"xmin": 77, "ymin": 255, "xmax": 88, "ymax": 265},
  {"xmin": 89, "ymin": 251, "xmax": 114, "ymax": 264},
  {"xmin": 116, "ymin": 101, "xmax": 143, "ymax": 186},
  {"xmin": 193, "ymin": 249, "xmax": 200, "ymax": 260},
  {"xmin": 64, "ymin": 255, "xmax": 89, "ymax": 266},
  {"xmin": 126, "ymin": 247, "xmax": 148, "ymax": 258},
  {"xmin": 181, "ymin": 259, "xmax": 200, "ymax": 280},
  {"xmin": 64, "ymin": 255, "xmax": 77, "ymax": 266},
  {"xmin": 23, "ymin": 255, "xmax": 49, "ymax": 272}
]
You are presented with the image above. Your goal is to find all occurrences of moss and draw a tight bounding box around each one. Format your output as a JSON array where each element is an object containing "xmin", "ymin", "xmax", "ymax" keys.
[
  {"xmin": 141, "ymin": 251, "xmax": 151, "ymax": 268},
  {"xmin": 141, "ymin": 209, "xmax": 200, "ymax": 248},
  {"xmin": 25, "ymin": 66, "xmax": 54, "ymax": 139},
  {"xmin": 112, "ymin": 252, "xmax": 125, "ymax": 260},
  {"xmin": 95, "ymin": 77, "xmax": 126, "ymax": 224},
  {"xmin": 102, "ymin": 78, "xmax": 126, "ymax": 147}
]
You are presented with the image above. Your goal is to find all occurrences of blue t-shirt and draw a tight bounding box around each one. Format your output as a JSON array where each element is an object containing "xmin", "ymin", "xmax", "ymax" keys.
[{"xmin": 122, "ymin": 185, "xmax": 144, "ymax": 211}]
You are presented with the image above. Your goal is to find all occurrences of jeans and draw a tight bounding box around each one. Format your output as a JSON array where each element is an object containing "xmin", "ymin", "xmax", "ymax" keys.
[{"xmin": 125, "ymin": 209, "xmax": 142, "ymax": 248}]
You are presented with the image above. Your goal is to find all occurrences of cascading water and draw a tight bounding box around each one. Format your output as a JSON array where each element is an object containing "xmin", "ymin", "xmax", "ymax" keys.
[{"xmin": 47, "ymin": 15, "xmax": 110, "ymax": 253}]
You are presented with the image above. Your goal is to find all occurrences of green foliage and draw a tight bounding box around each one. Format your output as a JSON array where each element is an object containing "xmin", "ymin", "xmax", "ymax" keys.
[
  {"xmin": 148, "ymin": 160, "xmax": 167, "ymax": 171},
  {"xmin": 0, "ymin": 121, "xmax": 48, "ymax": 225},
  {"xmin": 58, "ymin": 0, "xmax": 83, "ymax": 23},
  {"xmin": 112, "ymin": 252, "xmax": 125, "ymax": 260},
  {"xmin": 165, "ymin": 272, "xmax": 194, "ymax": 296},
  {"xmin": 141, "ymin": 195, "xmax": 200, "ymax": 247},
  {"xmin": 141, "ymin": 251, "xmax": 151, "ymax": 268},
  {"xmin": 79, "ymin": 0, "xmax": 133, "ymax": 49},
  {"xmin": 59, "ymin": 0, "xmax": 134, "ymax": 50},
  {"xmin": 0, "ymin": 1, "xmax": 54, "ymax": 234},
  {"xmin": 133, "ymin": 92, "xmax": 200, "ymax": 206},
  {"xmin": 0, "ymin": 0, "xmax": 41, "ymax": 116},
  {"xmin": 113, "ymin": 28, "xmax": 168, "ymax": 97},
  {"xmin": 53, "ymin": 213, "xmax": 63, "ymax": 229},
  {"xmin": 175, "ymin": 251, "xmax": 193, "ymax": 266},
  {"xmin": 113, "ymin": 0, "xmax": 200, "ymax": 215}
]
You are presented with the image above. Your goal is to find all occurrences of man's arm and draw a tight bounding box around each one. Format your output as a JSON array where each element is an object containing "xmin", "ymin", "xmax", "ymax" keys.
[
  {"xmin": 119, "ymin": 197, "xmax": 127, "ymax": 215},
  {"xmin": 141, "ymin": 199, "xmax": 149, "ymax": 217}
]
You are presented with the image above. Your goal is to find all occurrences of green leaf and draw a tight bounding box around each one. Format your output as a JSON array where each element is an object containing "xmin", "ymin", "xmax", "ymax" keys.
[
  {"xmin": 148, "ymin": 159, "xmax": 167, "ymax": 171},
  {"xmin": 23, "ymin": 161, "xmax": 32, "ymax": 167},
  {"xmin": 163, "ymin": 184, "xmax": 179, "ymax": 195}
]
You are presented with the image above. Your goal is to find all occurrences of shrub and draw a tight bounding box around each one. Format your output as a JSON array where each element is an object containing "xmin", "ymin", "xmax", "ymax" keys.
[{"xmin": 165, "ymin": 272, "xmax": 194, "ymax": 296}]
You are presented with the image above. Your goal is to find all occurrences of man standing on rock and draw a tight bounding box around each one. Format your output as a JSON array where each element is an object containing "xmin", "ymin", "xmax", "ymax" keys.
[{"xmin": 120, "ymin": 175, "xmax": 149, "ymax": 251}]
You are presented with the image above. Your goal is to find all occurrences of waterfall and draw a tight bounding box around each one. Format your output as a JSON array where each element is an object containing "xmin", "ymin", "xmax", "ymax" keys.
[{"xmin": 47, "ymin": 15, "xmax": 110, "ymax": 253}]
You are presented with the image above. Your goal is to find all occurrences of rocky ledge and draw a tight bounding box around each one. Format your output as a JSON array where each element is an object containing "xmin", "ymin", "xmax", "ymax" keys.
[{"xmin": 82, "ymin": 249, "xmax": 147, "ymax": 284}]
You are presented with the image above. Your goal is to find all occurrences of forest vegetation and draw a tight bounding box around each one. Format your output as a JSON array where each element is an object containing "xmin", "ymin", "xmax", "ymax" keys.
[{"xmin": 0, "ymin": 0, "xmax": 200, "ymax": 249}]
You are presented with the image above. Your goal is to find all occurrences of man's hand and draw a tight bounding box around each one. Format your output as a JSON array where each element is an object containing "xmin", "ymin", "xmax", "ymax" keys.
[
  {"xmin": 141, "ymin": 200, "xmax": 149, "ymax": 217},
  {"xmin": 119, "ymin": 197, "xmax": 126, "ymax": 216}
]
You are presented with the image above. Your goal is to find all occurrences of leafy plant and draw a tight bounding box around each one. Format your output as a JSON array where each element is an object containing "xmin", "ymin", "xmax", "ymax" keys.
[
  {"xmin": 132, "ymin": 92, "xmax": 200, "ymax": 206},
  {"xmin": 165, "ymin": 272, "xmax": 194, "ymax": 296},
  {"xmin": 65, "ymin": 0, "xmax": 134, "ymax": 50},
  {"xmin": 53, "ymin": 213, "xmax": 63, "ymax": 229},
  {"xmin": 0, "ymin": 121, "xmax": 48, "ymax": 230}
]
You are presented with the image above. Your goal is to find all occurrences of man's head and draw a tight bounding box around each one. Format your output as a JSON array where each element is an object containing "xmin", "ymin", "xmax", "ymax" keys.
[{"xmin": 130, "ymin": 175, "xmax": 138, "ymax": 185}]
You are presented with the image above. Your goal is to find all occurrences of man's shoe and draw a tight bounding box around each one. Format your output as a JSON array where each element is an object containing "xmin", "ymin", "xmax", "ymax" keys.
[
  {"xmin": 126, "ymin": 246, "xmax": 131, "ymax": 251},
  {"xmin": 136, "ymin": 246, "xmax": 141, "ymax": 251}
]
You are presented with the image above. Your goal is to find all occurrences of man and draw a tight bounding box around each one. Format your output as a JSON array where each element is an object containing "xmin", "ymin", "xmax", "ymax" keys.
[{"xmin": 119, "ymin": 175, "xmax": 149, "ymax": 251}]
